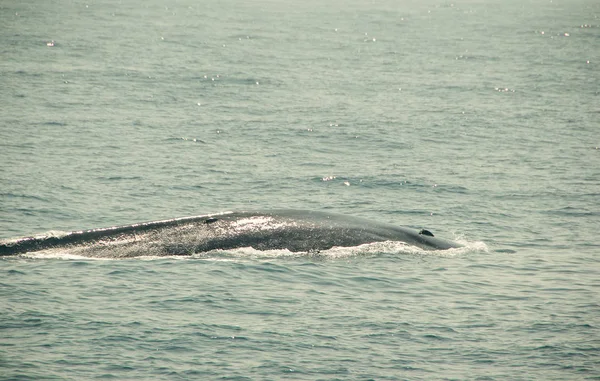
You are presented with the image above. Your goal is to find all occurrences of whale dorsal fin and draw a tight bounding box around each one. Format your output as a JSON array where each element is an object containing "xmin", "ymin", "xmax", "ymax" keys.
[{"xmin": 419, "ymin": 229, "xmax": 434, "ymax": 237}]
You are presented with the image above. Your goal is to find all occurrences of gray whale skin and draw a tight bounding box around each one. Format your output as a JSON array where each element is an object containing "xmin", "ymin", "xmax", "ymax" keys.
[{"xmin": 0, "ymin": 210, "xmax": 462, "ymax": 257}]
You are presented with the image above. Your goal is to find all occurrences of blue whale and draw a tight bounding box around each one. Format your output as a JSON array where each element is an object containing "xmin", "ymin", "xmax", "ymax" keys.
[{"xmin": 0, "ymin": 210, "xmax": 462, "ymax": 258}]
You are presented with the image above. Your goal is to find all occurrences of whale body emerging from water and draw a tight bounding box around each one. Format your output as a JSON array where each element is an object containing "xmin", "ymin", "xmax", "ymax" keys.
[{"xmin": 0, "ymin": 210, "xmax": 462, "ymax": 258}]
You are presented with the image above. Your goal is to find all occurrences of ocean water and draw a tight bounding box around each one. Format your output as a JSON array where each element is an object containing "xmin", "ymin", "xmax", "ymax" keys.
[{"xmin": 1, "ymin": 0, "xmax": 599, "ymax": 379}]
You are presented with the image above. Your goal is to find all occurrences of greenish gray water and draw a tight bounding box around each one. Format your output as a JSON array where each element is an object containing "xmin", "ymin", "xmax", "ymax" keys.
[{"xmin": 1, "ymin": 0, "xmax": 599, "ymax": 379}]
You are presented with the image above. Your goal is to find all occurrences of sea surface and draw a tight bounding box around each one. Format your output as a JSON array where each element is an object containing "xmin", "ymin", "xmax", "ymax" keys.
[{"xmin": 1, "ymin": 0, "xmax": 599, "ymax": 379}]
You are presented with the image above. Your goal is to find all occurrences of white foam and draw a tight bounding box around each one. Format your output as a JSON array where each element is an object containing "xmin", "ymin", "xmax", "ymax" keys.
[
  {"xmin": 16, "ymin": 239, "xmax": 487, "ymax": 261},
  {"xmin": 193, "ymin": 240, "xmax": 485, "ymax": 261},
  {"xmin": 22, "ymin": 248, "xmax": 113, "ymax": 261}
]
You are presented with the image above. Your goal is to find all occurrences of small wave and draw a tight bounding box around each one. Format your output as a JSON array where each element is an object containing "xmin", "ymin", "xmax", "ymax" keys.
[
  {"xmin": 40, "ymin": 121, "xmax": 67, "ymax": 126},
  {"xmin": 0, "ymin": 193, "xmax": 50, "ymax": 202},
  {"xmin": 167, "ymin": 137, "xmax": 207, "ymax": 144}
]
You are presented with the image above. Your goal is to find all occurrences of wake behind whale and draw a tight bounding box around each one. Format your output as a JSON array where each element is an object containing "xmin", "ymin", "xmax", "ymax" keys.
[{"xmin": 0, "ymin": 210, "xmax": 463, "ymax": 258}]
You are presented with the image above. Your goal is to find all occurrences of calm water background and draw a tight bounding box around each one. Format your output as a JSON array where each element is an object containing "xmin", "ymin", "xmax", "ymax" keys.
[{"xmin": 1, "ymin": 0, "xmax": 599, "ymax": 379}]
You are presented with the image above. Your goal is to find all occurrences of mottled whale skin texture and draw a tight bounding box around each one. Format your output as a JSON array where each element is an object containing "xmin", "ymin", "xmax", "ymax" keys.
[{"xmin": 0, "ymin": 210, "xmax": 462, "ymax": 258}]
